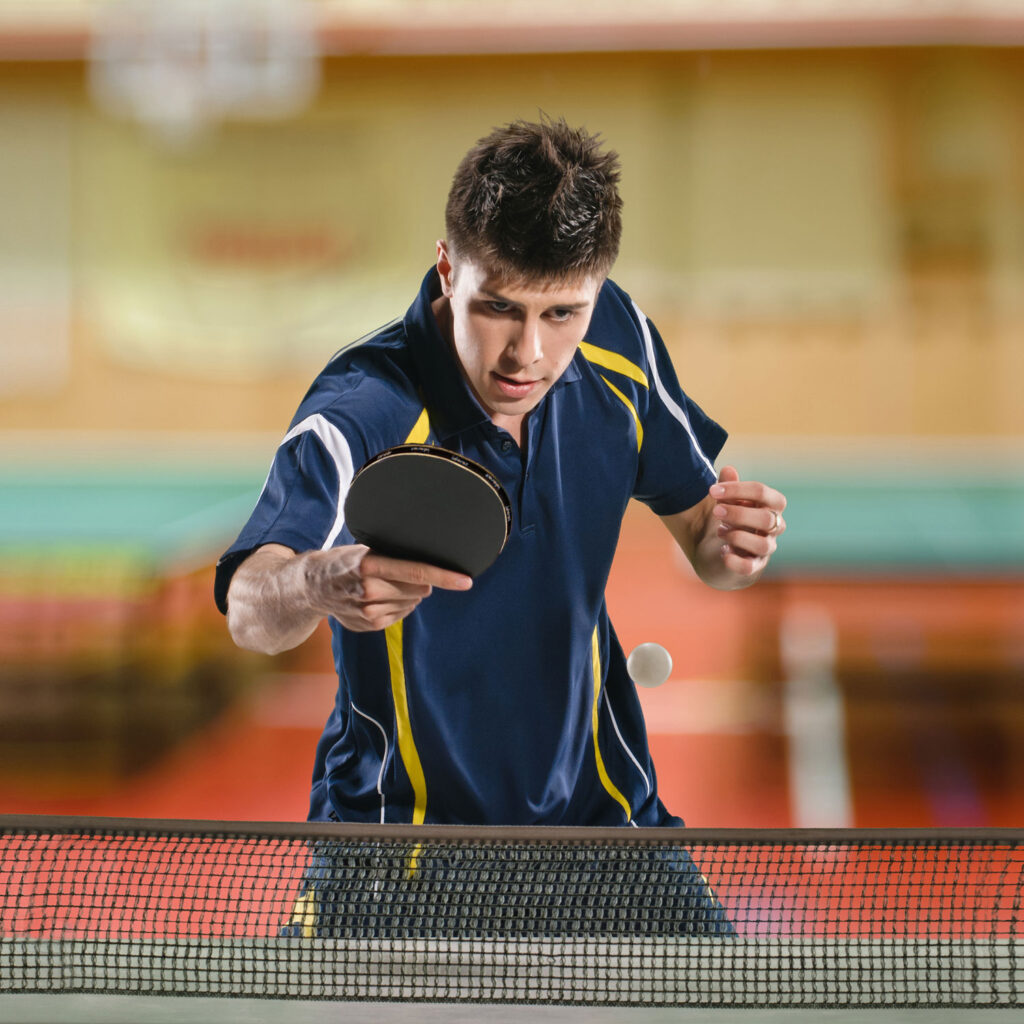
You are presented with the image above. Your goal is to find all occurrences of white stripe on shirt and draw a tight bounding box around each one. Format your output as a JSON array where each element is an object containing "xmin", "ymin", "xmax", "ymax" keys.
[
  {"xmin": 279, "ymin": 413, "xmax": 356, "ymax": 550},
  {"xmin": 632, "ymin": 300, "xmax": 716, "ymax": 478}
]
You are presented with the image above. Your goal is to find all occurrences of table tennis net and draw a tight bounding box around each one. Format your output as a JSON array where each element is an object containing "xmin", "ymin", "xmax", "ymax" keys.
[{"xmin": 1, "ymin": 817, "xmax": 1022, "ymax": 1008}]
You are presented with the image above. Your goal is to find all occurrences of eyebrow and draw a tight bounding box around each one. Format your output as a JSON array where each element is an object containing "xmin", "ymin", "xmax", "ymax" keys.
[{"xmin": 479, "ymin": 287, "xmax": 592, "ymax": 310}]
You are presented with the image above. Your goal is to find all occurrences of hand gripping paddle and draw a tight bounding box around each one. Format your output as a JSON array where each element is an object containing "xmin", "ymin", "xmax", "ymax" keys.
[{"xmin": 343, "ymin": 444, "xmax": 512, "ymax": 578}]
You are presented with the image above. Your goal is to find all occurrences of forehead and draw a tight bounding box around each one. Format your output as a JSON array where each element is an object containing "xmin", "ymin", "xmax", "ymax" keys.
[{"xmin": 455, "ymin": 258, "xmax": 599, "ymax": 305}]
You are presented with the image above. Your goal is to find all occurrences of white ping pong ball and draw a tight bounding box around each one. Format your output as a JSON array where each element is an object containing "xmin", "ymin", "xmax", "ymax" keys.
[{"xmin": 627, "ymin": 643, "xmax": 673, "ymax": 688}]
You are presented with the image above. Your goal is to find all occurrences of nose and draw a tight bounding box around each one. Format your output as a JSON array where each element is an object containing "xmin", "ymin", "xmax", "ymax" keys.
[{"xmin": 508, "ymin": 317, "xmax": 543, "ymax": 368}]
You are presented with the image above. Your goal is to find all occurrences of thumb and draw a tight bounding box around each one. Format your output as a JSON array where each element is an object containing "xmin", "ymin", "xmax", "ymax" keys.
[{"xmin": 717, "ymin": 464, "xmax": 740, "ymax": 485}]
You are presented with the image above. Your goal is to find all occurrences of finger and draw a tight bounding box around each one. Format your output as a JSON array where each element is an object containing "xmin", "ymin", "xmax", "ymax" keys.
[
  {"xmin": 720, "ymin": 544, "xmax": 768, "ymax": 578},
  {"xmin": 350, "ymin": 598, "xmax": 427, "ymax": 632},
  {"xmin": 361, "ymin": 552, "xmax": 473, "ymax": 592},
  {"xmin": 718, "ymin": 526, "xmax": 777, "ymax": 561},
  {"xmin": 712, "ymin": 466, "xmax": 761, "ymax": 509},
  {"xmin": 714, "ymin": 502, "xmax": 786, "ymax": 537},
  {"xmin": 358, "ymin": 574, "xmax": 433, "ymax": 604},
  {"xmin": 710, "ymin": 478, "xmax": 787, "ymax": 513}
]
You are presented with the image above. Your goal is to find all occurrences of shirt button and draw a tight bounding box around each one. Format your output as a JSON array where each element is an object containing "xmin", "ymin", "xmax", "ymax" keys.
[{"xmin": 500, "ymin": 439, "xmax": 513, "ymax": 453}]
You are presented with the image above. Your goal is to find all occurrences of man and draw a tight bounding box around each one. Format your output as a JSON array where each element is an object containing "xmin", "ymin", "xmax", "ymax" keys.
[{"xmin": 216, "ymin": 118, "xmax": 786, "ymax": 831}]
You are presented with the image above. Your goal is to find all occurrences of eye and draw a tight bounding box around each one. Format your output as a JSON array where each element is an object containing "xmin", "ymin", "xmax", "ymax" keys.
[
  {"xmin": 488, "ymin": 301, "xmax": 513, "ymax": 314},
  {"xmin": 547, "ymin": 308, "xmax": 575, "ymax": 323}
]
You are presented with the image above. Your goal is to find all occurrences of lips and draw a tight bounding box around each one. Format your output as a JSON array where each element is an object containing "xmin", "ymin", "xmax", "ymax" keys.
[{"xmin": 492, "ymin": 373, "xmax": 539, "ymax": 399}]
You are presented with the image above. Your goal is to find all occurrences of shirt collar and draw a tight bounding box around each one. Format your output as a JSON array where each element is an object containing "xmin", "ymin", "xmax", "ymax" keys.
[{"xmin": 404, "ymin": 267, "xmax": 582, "ymax": 443}]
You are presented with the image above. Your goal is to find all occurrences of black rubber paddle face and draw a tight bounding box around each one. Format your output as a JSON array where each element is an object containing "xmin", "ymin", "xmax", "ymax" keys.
[{"xmin": 344, "ymin": 445, "xmax": 512, "ymax": 578}]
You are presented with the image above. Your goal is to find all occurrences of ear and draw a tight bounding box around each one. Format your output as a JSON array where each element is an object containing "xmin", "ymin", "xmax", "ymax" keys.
[{"xmin": 436, "ymin": 240, "xmax": 455, "ymax": 297}]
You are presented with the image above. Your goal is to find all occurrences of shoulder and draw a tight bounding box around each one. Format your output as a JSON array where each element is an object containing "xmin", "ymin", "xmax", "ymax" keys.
[
  {"xmin": 287, "ymin": 318, "xmax": 425, "ymax": 458},
  {"xmin": 590, "ymin": 279, "xmax": 648, "ymax": 345},
  {"xmin": 577, "ymin": 278, "xmax": 655, "ymax": 388},
  {"xmin": 306, "ymin": 317, "xmax": 411, "ymax": 403}
]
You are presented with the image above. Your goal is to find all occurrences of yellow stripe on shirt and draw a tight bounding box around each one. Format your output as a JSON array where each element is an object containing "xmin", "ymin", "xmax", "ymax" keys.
[
  {"xmin": 590, "ymin": 627, "xmax": 633, "ymax": 823},
  {"xmin": 386, "ymin": 620, "xmax": 428, "ymax": 825},
  {"xmin": 407, "ymin": 842, "xmax": 423, "ymax": 879},
  {"xmin": 579, "ymin": 342, "xmax": 649, "ymax": 389},
  {"xmin": 385, "ymin": 408, "xmax": 430, "ymax": 837},
  {"xmin": 285, "ymin": 890, "xmax": 318, "ymax": 938},
  {"xmin": 599, "ymin": 375, "xmax": 644, "ymax": 453},
  {"xmin": 405, "ymin": 407, "xmax": 431, "ymax": 444}
]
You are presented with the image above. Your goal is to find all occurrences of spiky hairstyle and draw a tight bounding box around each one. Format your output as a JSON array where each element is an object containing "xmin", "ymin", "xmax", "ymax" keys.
[{"xmin": 444, "ymin": 117, "xmax": 622, "ymax": 283}]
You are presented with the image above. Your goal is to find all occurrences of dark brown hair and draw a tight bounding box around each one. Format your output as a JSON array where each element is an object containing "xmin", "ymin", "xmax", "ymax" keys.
[{"xmin": 444, "ymin": 117, "xmax": 622, "ymax": 283}]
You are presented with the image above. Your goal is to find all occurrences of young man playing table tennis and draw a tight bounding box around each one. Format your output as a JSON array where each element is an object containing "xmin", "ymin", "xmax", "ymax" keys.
[{"xmin": 216, "ymin": 118, "xmax": 786, "ymax": 833}]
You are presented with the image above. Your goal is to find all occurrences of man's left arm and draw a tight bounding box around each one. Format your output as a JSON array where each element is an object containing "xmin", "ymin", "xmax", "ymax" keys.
[{"xmin": 661, "ymin": 465, "xmax": 787, "ymax": 591}]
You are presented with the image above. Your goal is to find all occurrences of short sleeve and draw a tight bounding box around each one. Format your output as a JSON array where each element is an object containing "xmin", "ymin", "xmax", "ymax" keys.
[
  {"xmin": 214, "ymin": 416, "xmax": 358, "ymax": 614},
  {"xmin": 631, "ymin": 308, "xmax": 727, "ymax": 515}
]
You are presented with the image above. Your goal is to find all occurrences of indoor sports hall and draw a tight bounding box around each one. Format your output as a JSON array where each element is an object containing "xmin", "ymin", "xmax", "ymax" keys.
[{"xmin": 1, "ymin": 2, "xmax": 1022, "ymax": 1020}]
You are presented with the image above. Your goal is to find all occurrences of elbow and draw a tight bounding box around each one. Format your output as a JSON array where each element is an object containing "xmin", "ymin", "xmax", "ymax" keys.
[
  {"xmin": 225, "ymin": 602, "xmax": 291, "ymax": 657},
  {"xmin": 225, "ymin": 606, "xmax": 260, "ymax": 654}
]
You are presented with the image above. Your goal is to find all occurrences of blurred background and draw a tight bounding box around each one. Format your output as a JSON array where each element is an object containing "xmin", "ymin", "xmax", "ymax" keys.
[{"xmin": 1, "ymin": 0, "xmax": 1022, "ymax": 827}]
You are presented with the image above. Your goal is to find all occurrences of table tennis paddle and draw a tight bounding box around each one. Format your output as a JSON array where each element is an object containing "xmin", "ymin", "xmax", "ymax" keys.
[{"xmin": 343, "ymin": 444, "xmax": 512, "ymax": 578}]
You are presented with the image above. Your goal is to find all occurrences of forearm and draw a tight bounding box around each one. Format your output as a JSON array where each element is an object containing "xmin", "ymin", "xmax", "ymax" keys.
[{"xmin": 226, "ymin": 545, "xmax": 322, "ymax": 655}]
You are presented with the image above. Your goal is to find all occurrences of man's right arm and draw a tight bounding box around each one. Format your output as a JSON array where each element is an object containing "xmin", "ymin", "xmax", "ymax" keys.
[{"xmin": 225, "ymin": 543, "xmax": 473, "ymax": 655}]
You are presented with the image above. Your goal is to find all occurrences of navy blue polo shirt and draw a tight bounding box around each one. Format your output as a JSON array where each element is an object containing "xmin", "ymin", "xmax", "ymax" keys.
[{"xmin": 216, "ymin": 268, "xmax": 727, "ymax": 827}]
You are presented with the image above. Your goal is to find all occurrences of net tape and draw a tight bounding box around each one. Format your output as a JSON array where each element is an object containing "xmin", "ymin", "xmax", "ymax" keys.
[{"xmin": 2, "ymin": 818, "xmax": 1022, "ymax": 1008}]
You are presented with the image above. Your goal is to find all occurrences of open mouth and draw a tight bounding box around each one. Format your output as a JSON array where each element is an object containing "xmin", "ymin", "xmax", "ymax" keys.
[{"xmin": 492, "ymin": 374, "xmax": 539, "ymax": 399}]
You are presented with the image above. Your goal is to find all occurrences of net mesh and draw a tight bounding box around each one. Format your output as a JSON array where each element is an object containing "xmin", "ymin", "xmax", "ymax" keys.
[{"xmin": 1, "ymin": 817, "xmax": 1021, "ymax": 1008}]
